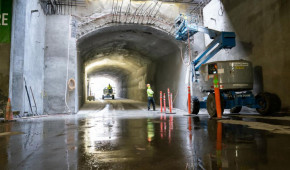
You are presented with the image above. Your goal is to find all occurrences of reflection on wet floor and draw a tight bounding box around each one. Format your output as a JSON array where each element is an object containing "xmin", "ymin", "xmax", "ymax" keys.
[{"xmin": 0, "ymin": 99, "xmax": 290, "ymax": 169}]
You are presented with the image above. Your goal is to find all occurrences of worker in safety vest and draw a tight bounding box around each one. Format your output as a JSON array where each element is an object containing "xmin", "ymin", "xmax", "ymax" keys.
[
  {"xmin": 108, "ymin": 84, "xmax": 112, "ymax": 93},
  {"xmin": 108, "ymin": 84, "xmax": 112, "ymax": 89},
  {"xmin": 147, "ymin": 84, "xmax": 155, "ymax": 111}
]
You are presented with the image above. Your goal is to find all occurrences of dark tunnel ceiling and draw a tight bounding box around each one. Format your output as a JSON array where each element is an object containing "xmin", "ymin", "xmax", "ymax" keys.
[{"xmin": 78, "ymin": 24, "xmax": 181, "ymax": 62}]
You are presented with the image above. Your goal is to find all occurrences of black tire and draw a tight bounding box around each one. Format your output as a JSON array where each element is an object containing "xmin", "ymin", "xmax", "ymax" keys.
[
  {"xmin": 112, "ymin": 95, "xmax": 114, "ymax": 100},
  {"xmin": 256, "ymin": 92, "xmax": 273, "ymax": 115},
  {"xmin": 206, "ymin": 93, "xmax": 225, "ymax": 117},
  {"xmin": 102, "ymin": 95, "xmax": 104, "ymax": 100},
  {"xmin": 230, "ymin": 106, "xmax": 242, "ymax": 113},
  {"xmin": 191, "ymin": 98, "xmax": 200, "ymax": 115},
  {"xmin": 270, "ymin": 93, "xmax": 281, "ymax": 113},
  {"xmin": 187, "ymin": 98, "xmax": 200, "ymax": 115}
]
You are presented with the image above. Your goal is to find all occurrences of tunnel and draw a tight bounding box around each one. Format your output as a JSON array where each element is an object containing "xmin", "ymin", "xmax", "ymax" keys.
[
  {"xmin": 2, "ymin": 0, "xmax": 290, "ymax": 169},
  {"xmin": 77, "ymin": 24, "xmax": 185, "ymax": 107}
]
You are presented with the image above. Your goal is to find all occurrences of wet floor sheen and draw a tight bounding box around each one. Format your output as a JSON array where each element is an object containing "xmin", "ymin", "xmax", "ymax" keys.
[{"xmin": 0, "ymin": 99, "xmax": 290, "ymax": 170}]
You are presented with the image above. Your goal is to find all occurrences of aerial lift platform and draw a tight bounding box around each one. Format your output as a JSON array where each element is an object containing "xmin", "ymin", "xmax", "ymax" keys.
[{"xmin": 175, "ymin": 14, "xmax": 281, "ymax": 117}]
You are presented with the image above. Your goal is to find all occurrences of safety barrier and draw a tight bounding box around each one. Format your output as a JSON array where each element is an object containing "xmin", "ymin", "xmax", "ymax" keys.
[
  {"xmin": 213, "ymin": 75, "xmax": 222, "ymax": 118},
  {"xmin": 163, "ymin": 93, "xmax": 166, "ymax": 113},
  {"xmin": 159, "ymin": 89, "xmax": 175, "ymax": 114},
  {"xmin": 166, "ymin": 88, "xmax": 176, "ymax": 114},
  {"xmin": 160, "ymin": 91, "xmax": 163, "ymax": 112},
  {"xmin": 167, "ymin": 88, "xmax": 171, "ymax": 112},
  {"xmin": 4, "ymin": 98, "xmax": 13, "ymax": 121},
  {"xmin": 187, "ymin": 86, "xmax": 191, "ymax": 114}
]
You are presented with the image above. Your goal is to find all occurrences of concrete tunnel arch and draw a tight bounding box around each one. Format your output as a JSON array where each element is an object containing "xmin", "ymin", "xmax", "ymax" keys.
[{"xmin": 76, "ymin": 24, "xmax": 188, "ymax": 110}]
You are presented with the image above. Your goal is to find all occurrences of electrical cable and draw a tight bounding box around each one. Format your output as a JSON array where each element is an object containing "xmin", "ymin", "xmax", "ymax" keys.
[
  {"xmin": 179, "ymin": 45, "xmax": 190, "ymax": 66},
  {"xmin": 65, "ymin": 15, "xmax": 72, "ymax": 114}
]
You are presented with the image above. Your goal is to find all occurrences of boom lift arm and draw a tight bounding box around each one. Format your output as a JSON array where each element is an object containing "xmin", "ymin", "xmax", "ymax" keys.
[
  {"xmin": 175, "ymin": 14, "xmax": 236, "ymax": 71},
  {"xmin": 174, "ymin": 15, "xmax": 281, "ymax": 117}
]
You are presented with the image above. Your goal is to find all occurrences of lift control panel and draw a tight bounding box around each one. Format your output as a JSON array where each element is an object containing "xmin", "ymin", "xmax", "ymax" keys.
[{"xmin": 208, "ymin": 63, "xmax": 218, "ymax": 75}]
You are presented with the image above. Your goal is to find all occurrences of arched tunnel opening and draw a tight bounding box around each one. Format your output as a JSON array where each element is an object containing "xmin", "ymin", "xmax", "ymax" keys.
[
  {"xmin": 87, "ymin": 70, "xmax": 126, "ymax": 99},
  {"xmin": 77, "ymin": 24, "xmax": 185, "ymax": 109},
  {"xmin": 3, "ymin": 0, "xmax": 290, "ymax": 168}
]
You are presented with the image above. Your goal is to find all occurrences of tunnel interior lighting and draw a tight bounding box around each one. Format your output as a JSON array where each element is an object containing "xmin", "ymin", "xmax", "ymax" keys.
[{"xmin": 89, "ymin": 77, "xmax": 117, "ymax": 99}]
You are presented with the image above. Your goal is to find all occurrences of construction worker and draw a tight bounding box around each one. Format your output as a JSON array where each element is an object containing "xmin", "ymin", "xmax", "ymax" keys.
[
  {"xmin": 108, "ymin": 84, "xmax": 112, "ymax": 89},
  {"xmin": 147, "ymin": 84, "xmax": 155, "ymax": 111},
  {"xmin": 108, "ymin": 84, "xmax": 112, "ymax": 93}
]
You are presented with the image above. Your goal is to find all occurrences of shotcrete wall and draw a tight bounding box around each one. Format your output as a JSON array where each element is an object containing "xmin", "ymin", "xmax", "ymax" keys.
[
  {"xmin": 40, "ymin": 0, "xmax": 195, "ymax": 114},
  {"xmin": 84, "ymin": 50, "xmax": 156, "ymax": 102},
  {"xmin": 155, "ymin": 32, "xmax": 206, "ymax": 111},
  {"xmin": 204, "ymin": 0, "xmax": 290, "ymax": 110},
  {"xmin": 44, "ymin": 15, "xmax": 76, "ymax": 114},
  {"xmin": 7, "ymin": 0, "xmax": 207, "ymax": 114}
]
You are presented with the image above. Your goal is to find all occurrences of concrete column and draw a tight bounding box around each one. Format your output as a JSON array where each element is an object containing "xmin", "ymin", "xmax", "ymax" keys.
[
  {"xmin": 9, "ymin": 0, "xmax": 27, "ymax": 114},
  {"xmin": 9, "ymin": 0, "xmax": 46, "ymax": 115}
]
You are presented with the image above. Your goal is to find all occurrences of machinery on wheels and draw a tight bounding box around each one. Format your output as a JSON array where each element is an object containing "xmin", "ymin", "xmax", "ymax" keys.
[
  {"xmin": 175, "ymin": 14, "xmax": 281, "ymax": 117},
  {"xmin": 102, "ymin": 87, "xmax": 115, "ymax": 100},
  {"xmin": 87, "ymin": 96, "xmax": 95, "ymax": 101}
]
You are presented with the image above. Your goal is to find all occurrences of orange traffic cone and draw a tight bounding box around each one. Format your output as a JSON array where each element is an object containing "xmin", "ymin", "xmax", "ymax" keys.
[{"xmin": 5, "ymin": 98, "xmax": 13, "ymax": 121}]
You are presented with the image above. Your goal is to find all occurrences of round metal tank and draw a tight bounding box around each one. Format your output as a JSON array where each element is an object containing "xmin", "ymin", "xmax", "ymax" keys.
[{"xmin": 199, "ymin": 60, "xmax": 253, "ymax": 91}]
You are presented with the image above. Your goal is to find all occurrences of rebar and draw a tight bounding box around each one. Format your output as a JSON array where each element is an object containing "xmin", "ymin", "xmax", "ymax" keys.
[
  {"xmin": 135, "ymin": 2, "xmax": 147, "ymax": 23},
  {"xmin": 146, "ymin": 2, "xmax": 158, "ymax": 24},
  {"xmin": 151, "ymin": 2, "xmax": 163, "ymax": 24},
  {"xmin": 114, "ymin": 0, "xmax": 119, "ymax": 22},
  {"xmin": 111, "ymin": 0, "xmax": 115, "ymax": 22},
  {"xmin": 124, "ymin": 0, "xmax": 132, "ymax": 23},
  {"xmin": 129, "ymin": 3, "xmax": 143, "ymax": 23},
  {"xmin": 139, "ymin": 2, "xmax": 152, "ymax": 24},
  {"xmin": 40, "ymin": 0, "xmax": 86, "ymax": 15},
  {"xmin": 119, "ymin": 0, "xmax": 124, "ymax": 22}
]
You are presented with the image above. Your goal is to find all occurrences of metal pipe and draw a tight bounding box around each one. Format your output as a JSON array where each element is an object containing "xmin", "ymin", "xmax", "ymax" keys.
[
  {"xmin": 30, "ymin": 87, "xmax": 38, "ymax": 116},
  {"xmin": 24, "ymin": 78, "xmax": 34, "ymax": 116}
]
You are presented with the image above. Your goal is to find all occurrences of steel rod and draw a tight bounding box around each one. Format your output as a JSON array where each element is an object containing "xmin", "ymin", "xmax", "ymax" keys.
[
  {"xmin": 139, "ymin": 2, "xmax": 152, "ymax": 24},
  {"xmin": 151, "ymin": 2, "xmax": 163, "ymax": 24},
  {"xmin": 124, "ymin": 0, "xmax": 131, "ymax": 23},
  {"xmin": 111, "ymin": 0, "xmax": 115, "ymax": 22},
  {"xmin": 129, "ymin": 3, "xmax": 143, "ymax": 23},
  {"xmin": 146, "ymin": 1, "xmax": 158, "ymax": 24},
  {"xmin": 119, "ymin": 0, "xmax": 124, "ymax": 22},
  {"xmin": 136, "ymin": 2, "xmax": 146, "ymax": 23}
]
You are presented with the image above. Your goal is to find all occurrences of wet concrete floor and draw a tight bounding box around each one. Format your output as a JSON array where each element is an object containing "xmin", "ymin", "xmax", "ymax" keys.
[{"xmin": 0, "ymin": 99, "xmax": 290, "ymax": 170}]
